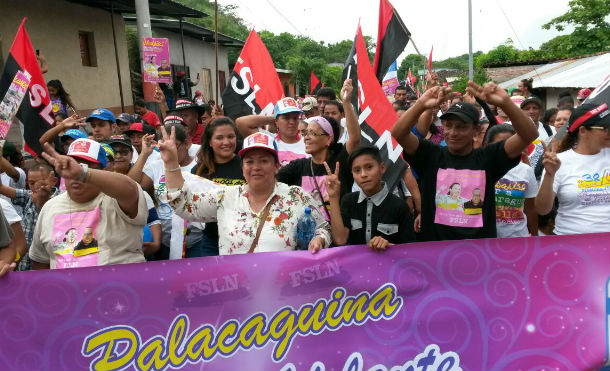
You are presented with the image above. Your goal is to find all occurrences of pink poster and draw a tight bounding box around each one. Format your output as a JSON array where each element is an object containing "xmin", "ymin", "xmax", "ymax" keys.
[
  {"xmin": 0, "ymin": 70, "xmax": 31, "ymax": 138},
  {"xmin": 142, "ymin": 38, "xmax": 171, "ymax": 83},
  {"xmin": 435, "ymin": 168, "xmax": 486, "ymax": 227},
  {"xmin": 51, "ymin": 207, "xmax": 100, "ymax": 269}
]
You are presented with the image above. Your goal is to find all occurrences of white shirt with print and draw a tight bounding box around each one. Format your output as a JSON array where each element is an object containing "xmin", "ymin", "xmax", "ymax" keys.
[
  {"xmin": 546, "ymin": 148, "xmax": 610, "ymax": 235},
  {"xmin": 495, "ymin": 162, "xmax": 538, "ymax": 237}
]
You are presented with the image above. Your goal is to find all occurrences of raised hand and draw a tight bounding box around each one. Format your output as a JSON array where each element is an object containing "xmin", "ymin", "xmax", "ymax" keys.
[
  {"xmin": 212, "ymin": 104, "xmax": 224, "ymax": 117},
  {"xmin": 141, "ymin": 134, "xmax": 157, "ymax": 157},
  {"xmin": 341, "ymin": 79, "xmax": 354, "ymax": 103},
  {"xmin": 324, "ymin": 161, "xmax": 341, "ymax": 200},
  {"xmin": 157, "ymin": 125, "xmax": 179, "ymax": 167},
  {"xmin": 541, "ymin": 140, "xmax": 561, "ymax": 176},
  {"xmin": 466, "ymin": 81, "xmax": 511, "ymax": 107},
  {"xmin": 61, "ymin": 115, "xmax": 86, "ymax": 129},
  {"xmin": 41, "ymin": 143, "xmax": 84, "ymax": 180},
  {"xmin": 419, "ymin": 86, "xmax": 454, "ymax": 109}
]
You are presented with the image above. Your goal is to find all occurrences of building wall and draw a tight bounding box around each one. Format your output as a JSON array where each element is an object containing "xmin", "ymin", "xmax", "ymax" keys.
[
  {"xmin": 543, "ymin": 87, "xmax": 580, "ymax": 109},
  {"xmin": 0, "ymin": 0, "xmax": 133, "ymax": 117},
  {"xmin": 153, "ymin": 29, "xmax": 230, "ymax": 103}
]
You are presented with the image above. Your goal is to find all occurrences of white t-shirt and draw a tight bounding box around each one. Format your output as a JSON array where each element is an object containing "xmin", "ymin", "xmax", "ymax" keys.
[
  {"xmin": 495, "ymin": 162, "xmax": 538, "ymax": 237},
  {"xmin": 0, "ymin": 198, "xmax": 21, "ymax": 225},
  {"xmin": 546, "ymin": 148, "xmax": 610, "ymax": 235},
  {"xmin": 144, "ymin": 157, "xmax": 197, "ymax": 249},
  {"xmin": 131, "ymin": 147, "xmax": 161, "ymax": 167},
  {"xmin": 29, "ymin": 188, "xmax": 148, "ymax": 269},
  {"xmin": 536, "ymin": 121, "xmax": 556, "ymax": 142},
  {"xmin": 1, "ymin": 167, "xmax": 26, "ymax": 216}
]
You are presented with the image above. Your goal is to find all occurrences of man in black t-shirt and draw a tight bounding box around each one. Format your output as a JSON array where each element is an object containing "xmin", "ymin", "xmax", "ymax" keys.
[{"xmin": 392, "ymin": 82, "xmax": 538, "ymax": 241}]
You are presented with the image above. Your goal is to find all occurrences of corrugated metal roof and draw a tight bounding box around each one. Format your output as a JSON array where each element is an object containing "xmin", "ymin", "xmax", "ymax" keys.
[
  {"xmin": 499, "ymin": 52, "xmax": 610, "ymax": 89},
  {"xmin": 65, "ymin": 0, "xmax": 208, "ymax": 18}
]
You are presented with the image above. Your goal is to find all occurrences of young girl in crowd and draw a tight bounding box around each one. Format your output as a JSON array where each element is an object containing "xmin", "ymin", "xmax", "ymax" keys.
[
  {"xmin": 47, "ymin": 80, "xmax": 76, "ymax": 117},
  {"xmin": 392, "ymin": 82, "xmax": 538, "ymax": 241},
  {"xmin": 191, "ymin": 117, "xmax": 245, "ymax": 256},
  {"xmin": 277, "ymin": 80, "xmax": 361, "ymax": 219},
  {"xmin": 486, "ymin": 124, "xmax": 538, "ymax": 237},
  {"xmin": 536, "ymin": 103, "xmax": 610, "ymax": 235}
]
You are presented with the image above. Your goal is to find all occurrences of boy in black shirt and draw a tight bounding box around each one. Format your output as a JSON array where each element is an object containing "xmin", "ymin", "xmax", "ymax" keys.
[
  {"xmin": 392, "ymin": 82, "xmax": 538, "ymax": 241},
  {"xmin": 326, "ymin": 146, "xmax": 415, "ymax": 250}
]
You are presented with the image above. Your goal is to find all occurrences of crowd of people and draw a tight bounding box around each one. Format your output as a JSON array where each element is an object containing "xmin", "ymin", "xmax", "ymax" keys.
[{"xmin": 0, "ymin": 73, "xmax": 608, "ymax": 275}]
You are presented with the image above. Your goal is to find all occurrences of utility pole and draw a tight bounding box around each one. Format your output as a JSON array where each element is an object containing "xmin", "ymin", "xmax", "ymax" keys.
[
  {"xmin": 135, "ymin": 0, "xmax": 159, "ymax": 114},
  {"xmin": 468, "ymin": 0, "xmax": 473, "ymax": 81}
]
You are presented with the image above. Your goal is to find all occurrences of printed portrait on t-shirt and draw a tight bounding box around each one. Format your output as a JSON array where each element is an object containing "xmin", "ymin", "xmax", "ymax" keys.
[
  {"xmin": 51, "ymin": 207, "xmax": 100, "ymax": 269},
  {"xmin": 463, "ymin": 188, "xmax": 484, "ymax": 215},
  {"xmin": 435, "ymin": 168, "xmax": 485, "ymax": 227}
]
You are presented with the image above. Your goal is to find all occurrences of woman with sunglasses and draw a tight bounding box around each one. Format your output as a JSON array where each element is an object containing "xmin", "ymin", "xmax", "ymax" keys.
[
  {"xmin": 536, "ymin": 102, "xmax": 610, "ymax": 235},
  {"xmin": 276, "ymin": 79, "xmax": 361, "ymax": 220}
]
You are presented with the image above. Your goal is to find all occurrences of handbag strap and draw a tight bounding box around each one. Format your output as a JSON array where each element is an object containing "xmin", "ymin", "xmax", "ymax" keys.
[
  {"xmin": 310, "ymin": 159, "xmax": 332, "ymax": 220},
  {"xmin": 248, "ymin": 195, "xmax": 280, "ymax": 253}
]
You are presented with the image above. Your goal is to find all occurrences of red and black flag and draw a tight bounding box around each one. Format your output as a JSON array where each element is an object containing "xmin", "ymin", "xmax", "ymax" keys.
[
  {"xmin": 221, "ymin": 30, "xmax": 283, "ymax": 119},
  {"xmin": 372, "ymin": 0, "xmax": 411, "ymax": 83},
  {"xmin": 343, "ymin": 24, "xmax": 406, "ymax": 190},
  {"xmin": 310, "ymin": 71, "xmax": 322, "ymax": 94},
  {"xmin": 0, "ymin": 19, "xmax": 53, "ymax": 155}
]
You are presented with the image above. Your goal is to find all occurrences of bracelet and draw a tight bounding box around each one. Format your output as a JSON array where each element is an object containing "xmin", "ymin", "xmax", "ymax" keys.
[
  {"xmin": 165, "ymin": 166, "xmax": 181, "ymax": 173},
  {"xmin": 14, "ymin": 251, "xmax": 20, "ymax": 263}
]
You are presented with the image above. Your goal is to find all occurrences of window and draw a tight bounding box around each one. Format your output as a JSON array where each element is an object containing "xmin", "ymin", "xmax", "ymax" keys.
[{"xmin": 78, "ymin": 31, "xmax": 97, "ymax": 67}]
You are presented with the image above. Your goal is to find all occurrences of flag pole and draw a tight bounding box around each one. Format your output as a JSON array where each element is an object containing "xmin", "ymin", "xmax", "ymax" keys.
[
  {"xmin": 468, "ymin": 0, "xmax": 474, "ymax": 80},
  {"xmin": 214, "ymin": 0, "xmax": 220, "ymax": 104}
]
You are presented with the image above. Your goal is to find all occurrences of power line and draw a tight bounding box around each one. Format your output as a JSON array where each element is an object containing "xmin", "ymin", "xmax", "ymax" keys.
[{"xmin": 264, "ymin": 0, "xmax": 304, "ymax": 36}]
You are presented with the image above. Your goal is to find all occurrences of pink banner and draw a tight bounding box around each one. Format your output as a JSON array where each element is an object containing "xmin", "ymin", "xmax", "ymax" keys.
[
  {"xmin": 0, "ymin": 233, "xmax": 608, "ymax": 371},
  {"xmin": 142, "ymin": 38, "xmax": 171, "ymax": 84}
]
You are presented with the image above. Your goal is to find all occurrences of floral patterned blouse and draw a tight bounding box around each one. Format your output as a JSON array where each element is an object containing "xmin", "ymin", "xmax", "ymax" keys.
[{"xmin": 167, "ymin": 181, "xmax": 331, "ymax": 255}]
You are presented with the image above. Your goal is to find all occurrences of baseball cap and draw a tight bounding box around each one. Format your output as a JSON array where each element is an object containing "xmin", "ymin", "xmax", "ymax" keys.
[
  {"xmin": 568, "ymin": 103, "xmax": 610, "ymax": 132},
  {"xmin": 116, "ymin": 113, "xmax": 134, "ymax": 124},
  {"xmin": 100, "ymin": 143, "xmax": 115, "ymax": 161},
  {"xmin": 274, "ymin": 97, "xmax": 302, "ymax": 118},
  {"xmin": 125, "ymin": 122, "xmax": 156, "ymax": 136},
  {"xmin": 177, "ymin": 71, "xmax": 185, "ymax": 77},
  {"xmin": 106, "ymin": 134, "xmax": 133, "ymax": 149},
  {"xmin": 86, "ymin": 108, "xmax": 116, "ymax": 123},
  {"xmin": 238, "ymin": 132, "xmax": 278, "ymax": 159},
  {"xmin": 172, "ymin": 99, "xmax": 204, "ymax": 114},
  {"xmin": 163, "ymin": 115, "xmax": 186, "ymax": 126},
  {"xmin": 301, "ymin": 97, "xmax": 318, "ymax": 111},
  {"xmin": 66, "ymin": 138, "xmax": 107, "ymax": 168},
  {"xmin": 440, "ymin": 102, "xmax": 480, "ymax": 124},
  {"xmin": 60, "ymin": 129, "xmax": 87, "ymax": 142},
  {"xmin": 577, "ymin": 88, "xmax": 591, "ymax": 100},
  {"xmin": 520, "ymin": 96, "xmax": 543, "ymax": 109}
]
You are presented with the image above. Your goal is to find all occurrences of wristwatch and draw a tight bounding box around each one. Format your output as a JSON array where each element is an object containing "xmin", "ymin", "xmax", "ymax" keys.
[{"xmin": 79, "ymin": 163, "xmax": 89, "ymax": 182}]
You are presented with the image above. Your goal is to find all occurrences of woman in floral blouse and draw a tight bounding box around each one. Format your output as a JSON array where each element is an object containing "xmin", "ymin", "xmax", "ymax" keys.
[{"xmin": 158, "ymin": 128, "xmax": 331, "ymax": 255}]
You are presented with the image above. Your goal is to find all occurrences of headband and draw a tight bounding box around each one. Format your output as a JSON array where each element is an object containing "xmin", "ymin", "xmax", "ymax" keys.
[
  {"xmin": 569, "ymin": 103, "xmax": 609, "ymax": 132},
  {"xmin": 309, "ymin": 116, "xmax": 334, "ymax": 141}
]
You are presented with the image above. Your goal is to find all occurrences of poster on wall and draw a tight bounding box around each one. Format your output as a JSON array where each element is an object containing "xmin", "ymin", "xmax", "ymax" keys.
[{"xmin": 142, "ymin": 37, "xmax": 171, "ymax": 83}]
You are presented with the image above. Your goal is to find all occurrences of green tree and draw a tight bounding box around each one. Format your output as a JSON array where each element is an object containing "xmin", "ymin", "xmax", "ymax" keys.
[
  {"xmin": 540, "ymin": 0, "xmax": 610, "ymax": 57},
  {"xmin": 397, "ymin": 54, "xmax": 426, "ymax": 81},
  {"xmin": 475, "ymin": 39, "xmax": 520, "ymax": 67}
]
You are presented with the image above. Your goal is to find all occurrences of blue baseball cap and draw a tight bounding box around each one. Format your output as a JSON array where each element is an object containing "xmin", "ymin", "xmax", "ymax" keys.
[
  {"xmin": 60, "ymin": 129, "xmax": 87, "ymax": 141},
  {"xmin": 66, "ymin": 138, "xmax": 108, "ymax": 168},
  {"xmin": 273, "ymin": 97, "xmax": 302, "ymax": 118},
  {"xmin": 86, "ymin": 108, "xmax": 116, "ymax": 123}
]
